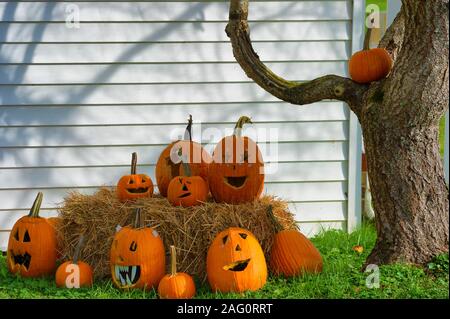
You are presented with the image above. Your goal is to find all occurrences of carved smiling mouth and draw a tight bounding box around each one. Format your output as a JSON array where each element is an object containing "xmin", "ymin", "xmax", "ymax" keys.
[
  {"xmin": 178, "ymin": 193, "xmax": 192, "ymax": 198},
  {"xmin": 126, "ymin": 187, "xmax": 149, "ymax": 194},
  {"xmin": 223, "ymin": 258, "xmax": 251, "ymax": 272},
  {"xmin": 224, "ymin": 176, "xmax": 247, "ymax": 188},
  {"xmin": 113, "ymin": 265, "xmax": 141, "ymax": 287},
  {"xmin": 10, "ymin": 251, "xmax": 32, "ymax": 270}
]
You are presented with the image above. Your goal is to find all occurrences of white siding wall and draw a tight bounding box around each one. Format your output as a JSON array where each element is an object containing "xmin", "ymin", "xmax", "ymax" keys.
[{"xmin": 0, "ymin": 0, "xmax": 360, "ymax": 250}]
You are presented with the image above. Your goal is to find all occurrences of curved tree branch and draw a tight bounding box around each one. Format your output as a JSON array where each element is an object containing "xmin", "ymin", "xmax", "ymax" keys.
[
  {"xmin": 226, "ymin": 0, "xmax": 367, "ymax": 116},
  {"xmin": 379, "ymin": 4, "xmax": 405, "ymax": 62}
]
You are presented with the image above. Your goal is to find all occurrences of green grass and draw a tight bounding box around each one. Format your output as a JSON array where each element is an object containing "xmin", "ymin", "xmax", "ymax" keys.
[
  {"xmin": 1, "ymin": 223, "xmax": 448, "ymax": 299},
  {"xmin": 366, "ymin": 0, "xmax": 387, "ymax": 12}
]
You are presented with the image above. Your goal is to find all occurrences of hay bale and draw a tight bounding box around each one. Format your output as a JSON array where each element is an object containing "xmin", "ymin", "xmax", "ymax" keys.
[{"xmin": 56, "ymin": 187, "xmax": 296, "ymax": 281}]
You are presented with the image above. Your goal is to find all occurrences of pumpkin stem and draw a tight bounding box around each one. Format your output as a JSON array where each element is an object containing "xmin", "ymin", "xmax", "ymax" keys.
[
  {"xmin": 363, "ymin": 17, "xmax": 375, "ymax": 50},
  {"xmin": 184, "ymin": 114, "xmax": 193, "ymax": 141},
  {"xmin": 28, "ymin": 192, "xmax": 43, "ymax": 218},
  {"xmin": 267, "ymin": 205, "xmax": 284, "ymax": 233},
  {"xmin": 133, "ymin": 208, "xmax": 143, "ymax": 229},
  {"xmin": 131, "ymin": 152, "xmax": 138, "ymax": 175},
  {"xmin": 72, "ymin": 234, "xmax": 85, "ymax": 265},
  {"xmin": 170, "ymin": 245, "xmax": 177, "ymax": 276},
  {"xmin": 233, "ymin": 116, "xmax": 252, "ymax": 137}
]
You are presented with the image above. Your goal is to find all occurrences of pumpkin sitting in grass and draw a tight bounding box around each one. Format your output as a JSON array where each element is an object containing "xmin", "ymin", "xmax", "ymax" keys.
[
  {"xmin": 7, "ymin": 192, "xmax": 57, "ymax": 278},
  {"xmin": 117, "ymin": 152, "xmax": 154, "ymax": 202},
  {"xmin": 158, "ymin": 245, "xmax": 196, "ymax": 299},
  {"xmin": 55, "ymin": 234, "xmax": 93, "ymax": 288}
]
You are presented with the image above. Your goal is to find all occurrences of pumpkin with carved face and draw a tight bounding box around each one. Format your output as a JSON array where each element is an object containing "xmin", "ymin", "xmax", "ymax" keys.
[
  {"xmin": 110, "ymin": 209, "xmax": 165, "ymax": 290},
  {"xmin": 7, "ymin": 192, "xmax": 57, "ymax": 277},
  {"xmin": 117, "ymin": 152, "xmax": 154, "ymax": 202},
  {"xmin": 156, "ymin": 115, "xmax": 211, "ymax": 197},
  {"xmin": 208, "ymin": 116, "xmax": 264, "ymax": 204},
  {"xmin": 206, "ymin": 227, "xmax": 267, "ymax": 293}
]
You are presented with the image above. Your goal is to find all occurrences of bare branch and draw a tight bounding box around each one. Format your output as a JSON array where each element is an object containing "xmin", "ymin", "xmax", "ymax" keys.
[
  {"xmin": 226, "ymin": 0, "xmax": 367, "ymax": 115},
  {"xmin": 379, "ymin": 5, "xmax": 405, "ymax": 62}
]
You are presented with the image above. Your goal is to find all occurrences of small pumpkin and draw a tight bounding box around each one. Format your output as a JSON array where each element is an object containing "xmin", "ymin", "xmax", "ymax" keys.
[
  {"xmin": 206, "ymin": 227, "xmax": 267, "ymax": 293},
  {"xmin": 117, "ymin": 152, "xmax": 154, "ymax": 202},
  {"xmin": 158, "ymin": 245, "xmax": 196, "ymax": 299},
  {"xmin": 110, "ymin": 208, "xmax": 165, "ymax": 290},
  {"xmin": 349, "ymin": 22, "xmax": 392, "ymax": 84},
  {"xmin": 55, "ymin": 234, "xmax": 93, "ymax": 288},
  {"xmin": 7, "ymin": 192, "xmax": 57, "ymax": 277},
  {"xmin": 267, "ymin": 206, "xmax": 323, "ymax": 277},
  {"xmin": 155, "ymin": 115, "xmax": 211, "ymax": 197},
  {"xmin": 208, "ymin": 116, "xmax": 264, "ymax": 204},
  {"xmin": 167, "ymin": 159, "xmax": 208, "ymax": 207}
]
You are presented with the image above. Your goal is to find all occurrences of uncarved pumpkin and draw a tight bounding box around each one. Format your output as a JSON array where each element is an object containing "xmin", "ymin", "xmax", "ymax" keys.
[
  {"xmin": 206, "ymin": 227, "xmax": 267, "ymax": 293},
  {"xmin": 117, "ymin": 152, "xmax": 154, "ymax": 202},
  {"xmin": 110, "ymin": 208, "xmax": 165, "ymax": 290},
  {"xmin": 208, "ymin": 116, "xmax": 264, "ymax": 204},
  {"xmin": 156, "ymin": 115, "xmax": 211, "ymax": 197},
  {"xmin": 55, "ymin": 234, "xmax": 93, "ymax": 288},
  {"xmin": 158, "ymin": 245, "xmax": 196, "ymax": 299},
  {"xmin": 268, "ymin": 206, "xmax": 323, "ymax": 277},
  {"xmin": 7, "ymin": 192, "xmax": 57, "ymax": 277}
]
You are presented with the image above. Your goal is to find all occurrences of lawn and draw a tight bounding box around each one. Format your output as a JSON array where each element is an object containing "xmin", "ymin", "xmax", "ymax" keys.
[{"xmin": 1, "ymin": 223, "xmax": 448, "ymax": 299}]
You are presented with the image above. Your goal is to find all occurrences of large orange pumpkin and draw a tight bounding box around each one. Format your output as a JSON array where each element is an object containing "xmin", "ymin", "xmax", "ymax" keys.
[
  {"xmin": 268, "ymin": 206, "xmax": 323, "ymax": 276},
  {"xmin": 55, "ymin": 234, "xmax": 93, "ymax": 288},
  {"xmin": 206, "ymin": 227, "xmax": 267, "ymax": 293},
  {"xmin": 208, "ymin": 116, "xmax": 264, "ymax": 204},
  {"xmin": 158, "ymin": 245, "xmax": 196, "ymax": 299},
  {"xmin": 110, "ymin": 208, "xmax": 165, "ymax": 290},
  {"xmin": 7, "ymin": 192, "xmax": 57, "ymax": 277},
  {"xmin": 117, "ymin": 152, "xmax": 154, "ymax": 202},
  {"xmin": 167, "ymin": 160, "xmax": 208, "ymax": 207},
  {"xmin": 349, "ymin": 25, "xmax": 392, "ymax": 83},
  {"xmin": 155, "ymin": 115, "xmax": 211, "ymax": 197}
]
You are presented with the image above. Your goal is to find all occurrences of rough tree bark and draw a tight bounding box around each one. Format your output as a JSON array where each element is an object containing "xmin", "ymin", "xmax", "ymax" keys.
[{"xmin": 226, "ymin": 0, "xmax": 449, "ymax": 265}]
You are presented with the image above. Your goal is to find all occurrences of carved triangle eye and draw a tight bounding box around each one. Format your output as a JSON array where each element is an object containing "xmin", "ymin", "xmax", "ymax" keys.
[{"xmin": 23, "ymin": 230, "xmax": 31, "ymax": 242}]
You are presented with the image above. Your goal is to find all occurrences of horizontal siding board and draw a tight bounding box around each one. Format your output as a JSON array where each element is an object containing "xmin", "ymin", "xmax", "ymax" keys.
[
  {"xmin": 0, "ymin": 142, "xmax": 349, "ymax": 167},
  {"xmin": 0, "ymin": 1, "xmax": 352, "ymax": 22},
  {"xmin": 0, "ymin": 42, "xmax": 350, "ymax": 64},
  {"xmin": 0, "ymin": 102, "xmax": 349, "ymax": 125},
  {"xmin": 0, "ymin": 21, "xmax": 351, "ymax": 43},
  {"xmin": 0, "ymin": 61, "xmax": 348, "ymax": 85},
  {"xmin": 0, "ymin": 162, "xmax": 347, "ymax": 189},
  {"xmin": 297, "ymin": 221, "xmax": 346, "ymax": 237},
  {"xmin": 0, "ymin": 122, "xmax": 349, "ymax": 147},
  {"xmin": 0, "ymin": 181, "xmax": 347, "ymax": 210}
]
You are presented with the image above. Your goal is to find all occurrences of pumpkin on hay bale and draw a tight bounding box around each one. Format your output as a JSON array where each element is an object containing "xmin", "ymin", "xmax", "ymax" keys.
[{"xmin": 56, "ymin": 187, "xmax": 295, "ymax": 280}]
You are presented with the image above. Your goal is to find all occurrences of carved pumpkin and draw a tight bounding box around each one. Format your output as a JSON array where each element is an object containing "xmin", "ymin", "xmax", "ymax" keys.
[
  {"xmin": 158, "ymin": 245, "xmax": 196, "ymax": 299},
  {"xmin": 167, "ymin": 160, "xmax": 208, "ymax": 207},
  {"xmin": 208, "ymin": 116, "xmax": 264, "ymax": 204},
  {"xmin": 110, "ymin": 208, "xmax": 165, "ymax": 290},
  {"xmin": 268, "ymin": 206, "xmax": 323, "ymax": 277},
  {"xmin": 47, "ymin": 216, "xmax": 63, "ymax": 259},
  {"xmin": 206, "ymin": 227, "xmax": 267, "ymax": 293},
  {"xmin": 156, "ymin": 115, "xmax": 211, "ymax": 197},
  {"xmin": 55, "ymin": 234, "xmax": 93, "ymax": 288},
  {"xmin": 7, "ymin": 192, "xmax": 57, "ymax": 277},
  {"xmin": 349, "ymin": 24, "xmax": 392, "ymax": 84},
  {"xmin": 117, "ymin": 152, "xmax": 154, "ymax": 202}
]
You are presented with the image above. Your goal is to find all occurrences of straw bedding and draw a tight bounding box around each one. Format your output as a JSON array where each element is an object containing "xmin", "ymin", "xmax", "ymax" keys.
[{"xmin": 56, "ymin": 187, "xmax": 296, "ymax": 281}]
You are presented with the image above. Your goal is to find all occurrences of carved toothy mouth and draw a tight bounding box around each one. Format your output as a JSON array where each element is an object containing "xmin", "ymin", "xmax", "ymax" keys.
[
  {"xmin": 178, "ymin": 192, "xmax": 192, "ymax": 198},
  {"xmin": 224, "ymin": 176, "xmax": 247, "ymax": 188},
  {"xmin": 223, "ymin": 258, "xmax": 251, "ymax": 272},
  {"xmin": 113, "ymin": 265, "xmax": 141, "ymax": 287},
  {"xmin": 10, "ymin": 251, "xmax": 32, "ymax": 270},
  {"xmin": 126, "ymin": 187, "xmax": 149, "ymax": 194}
]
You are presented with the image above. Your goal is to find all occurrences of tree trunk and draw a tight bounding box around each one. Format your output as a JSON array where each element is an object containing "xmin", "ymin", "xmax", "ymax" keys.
[{"xmin": 225, "ymin": 0, "xmax": 449, "ymax": 266}]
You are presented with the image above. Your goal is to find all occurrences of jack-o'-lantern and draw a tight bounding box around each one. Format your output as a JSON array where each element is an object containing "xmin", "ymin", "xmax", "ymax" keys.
[
  {"xmin": 156, "ymin": 115, "xmax": 211, "ymax": 197},
  {"xmin": 117, "ymin": 152, "xmax": 154, "ymax": 202},
  {"xmin": 7, "ymin": 192, "xmax": 57, "ymax": 277},
  {"xmin": 110, "ymin": 208, "xmax": 165, "ymax": 290},
  {"xmin": 55, "ymin": 234, "xmax": 93, "ymax": 288},
  {"xmin": 267, "ymin": 206, "xmax": 322, "ymax": 277},
  {"xmin": 208, "ymin": 116, "xmax": 264, "ymax": 204},
  {"xmin": 206, "ymin": 227, "xmax": 267, "ymax": 293},
  {"xmin": 158, "ymin": 245, "xmax": 196, "ymax": 299},
  {"xmin": 167, "ymin": 160, "xmax": 208, "ymax": 207}
]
